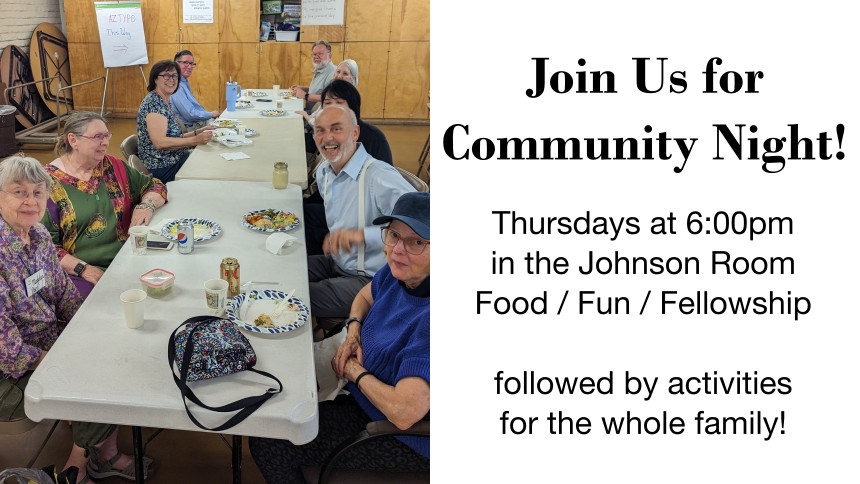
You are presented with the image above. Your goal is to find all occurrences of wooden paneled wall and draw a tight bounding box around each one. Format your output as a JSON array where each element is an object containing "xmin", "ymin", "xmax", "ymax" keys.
[{"xmin": 64, "ymin": 0, "xmax": 429, "ymax": 120}]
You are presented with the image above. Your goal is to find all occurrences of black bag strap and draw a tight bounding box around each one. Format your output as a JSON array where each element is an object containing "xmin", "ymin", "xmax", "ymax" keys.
[{"xmin": 168, "ymin": 316, "xmax": 283, "ymax": 431}]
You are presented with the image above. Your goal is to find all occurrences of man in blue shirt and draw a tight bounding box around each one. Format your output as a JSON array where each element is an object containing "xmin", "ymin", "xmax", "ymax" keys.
[
  {"xmin": 308, "ymin": 105, "xmax": 415, "ymax": 329},
  {"xmin": 171, "ymin": 50, "xmax": 220, "ymax": 130}
]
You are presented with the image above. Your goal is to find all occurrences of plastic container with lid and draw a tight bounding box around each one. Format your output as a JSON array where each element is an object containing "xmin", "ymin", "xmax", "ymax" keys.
[{"xmin": 140, "ymin": 268, "xmax": 175, "ymax": 298}]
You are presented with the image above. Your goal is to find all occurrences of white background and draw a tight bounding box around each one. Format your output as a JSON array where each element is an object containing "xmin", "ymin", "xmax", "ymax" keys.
[{"xmin": 432, "ymin": 0, "xmax": 859, "ymax": 481}]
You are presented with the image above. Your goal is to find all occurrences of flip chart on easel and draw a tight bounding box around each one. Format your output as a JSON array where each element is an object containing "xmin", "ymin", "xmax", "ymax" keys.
[{"xmin": 95, "ymin": 2, "xmax": 148, "ymax": 68}]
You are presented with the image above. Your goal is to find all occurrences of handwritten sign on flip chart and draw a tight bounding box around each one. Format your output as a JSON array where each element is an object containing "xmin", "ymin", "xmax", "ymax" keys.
[
  {"xmin": 95, "ymin": 2, "xmax": 148, "ymax": 68},
  {"xmin": 301, "ymin": 0, "xmax": 345, "ymax": 26}
]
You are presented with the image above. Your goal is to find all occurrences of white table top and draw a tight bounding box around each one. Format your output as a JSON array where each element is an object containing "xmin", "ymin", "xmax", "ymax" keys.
[
  {"xmin": 25, "ymin": 180, "xmax": 319, "ymax": 443},
  {"xmin": 226, "ymin": 90, "xmax": 304, "ymax": 120},
  {"xmin": 177, "ymin": 92, "xmax": 309, "ymax": 188}
]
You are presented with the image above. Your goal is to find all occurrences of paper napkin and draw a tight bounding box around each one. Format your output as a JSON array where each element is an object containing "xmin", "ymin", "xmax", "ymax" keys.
[
  {"xmin": 221, "ymin": 152, "xmax": 251, "ymax": 160},
  {"xmin": 265, "ymin": 233, "xmax": 298, "ymax": 254}
]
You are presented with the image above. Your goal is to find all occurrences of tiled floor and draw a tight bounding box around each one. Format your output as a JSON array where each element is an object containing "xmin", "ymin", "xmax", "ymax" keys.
[{"xmin": 2, "ymin": 116, "xmax": 429, "ymax": 482}]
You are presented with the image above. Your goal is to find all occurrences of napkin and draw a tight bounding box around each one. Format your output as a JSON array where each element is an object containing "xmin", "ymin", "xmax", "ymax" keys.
[
  {"xmin": 314, "ymin": 328, "xmax": 349, "ymax": 402},
  {"xmin": 221, "ymin": 152, "xmax": 251, "ymax": 160},
  {"xmin": 265, "ymin": 233, "xmax": 298, "ymax": 254}
]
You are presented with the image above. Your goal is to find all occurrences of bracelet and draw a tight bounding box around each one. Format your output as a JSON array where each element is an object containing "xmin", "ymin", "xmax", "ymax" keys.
[
  {"xmin": 193, "ymin": 129, "xmax": 198, "ymax": 136},
  {"xmin": 344, "ymin": 317, "xmax": 361, "ymax": 329},
  {"xmin": 354, "ymin": 371, "xmax": 371, "ymax": 389},
  {"xmin": 134, "ymin": 201, "xmax": 156, "ymax": 212}
]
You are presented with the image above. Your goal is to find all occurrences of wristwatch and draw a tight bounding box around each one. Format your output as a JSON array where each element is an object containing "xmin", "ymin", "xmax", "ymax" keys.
[
  {"xmin": 304, "ymin": 92, "xmax": 309, "ymax": 101},
  {"xmin": 73, "ymin": 262, "xmax": 87, "ymax": 277}
]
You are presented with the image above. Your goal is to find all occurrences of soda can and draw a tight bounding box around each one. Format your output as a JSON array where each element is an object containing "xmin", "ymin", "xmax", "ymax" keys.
[
  {"xmin": 177, "ymin": 221, "xmax": 194, "ymax": 254},
  {"xmin": 220, "ymin": 257, "xmax": 240, "ymax": 298}
]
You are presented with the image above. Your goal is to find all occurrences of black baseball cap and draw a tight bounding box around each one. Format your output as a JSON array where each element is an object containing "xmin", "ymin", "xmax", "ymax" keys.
[{"xmin": 373, "ymin": 192, "xmax": 430, "ymax": 240}]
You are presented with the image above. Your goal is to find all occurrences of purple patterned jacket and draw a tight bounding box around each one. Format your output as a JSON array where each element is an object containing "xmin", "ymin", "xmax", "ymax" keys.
[{"xmin": 0, "ymin": 217, "xmax": 81, "ymax": 378}]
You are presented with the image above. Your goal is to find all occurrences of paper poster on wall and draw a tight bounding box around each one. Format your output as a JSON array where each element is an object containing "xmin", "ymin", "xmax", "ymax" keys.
[
  {"xmin": 94, "ymin": 2, "xmax": 148, "ymax": 68},
  {"xmin": 183, "ymin": 0, "xmax": 214, "ymax": 24},
  {"xmin": 301, "ymin": 0, "xmax": 345, "ymax": 26}
]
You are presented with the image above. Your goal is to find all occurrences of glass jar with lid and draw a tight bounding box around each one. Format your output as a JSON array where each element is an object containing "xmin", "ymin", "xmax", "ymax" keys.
[{"xmin": 272, "ymin": 162, "xmax": 289, "ymax": 189}]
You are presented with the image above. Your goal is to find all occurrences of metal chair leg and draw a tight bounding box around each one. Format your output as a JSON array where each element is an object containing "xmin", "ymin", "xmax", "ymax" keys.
[{"xmin": 416, "ymin": 134, "xmax": 430, "ymax": 177}]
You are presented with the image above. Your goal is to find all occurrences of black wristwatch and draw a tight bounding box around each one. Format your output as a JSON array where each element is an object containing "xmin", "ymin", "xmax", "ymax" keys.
[
  {"xmin": 304, "ymin": 92, "xmax": 309, "ymax": 101},
  {"xmin": 73, "ymin": 262, "xmax": 87, "ymax": 277}
]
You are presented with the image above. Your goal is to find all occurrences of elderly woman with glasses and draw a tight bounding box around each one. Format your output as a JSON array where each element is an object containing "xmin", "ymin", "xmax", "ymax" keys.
[
  {"xmin": 1, "ymin": 155, "xmax": 156, "ymax": 483},
  {"xmin": 42, "ymin": 111, "xmax": 167, "ymax": 298},
  {"xmin": 137, "ymin": 59, "xmax": 214, "ymax": 183},
  {"xmin": 250, "ymin": 192, "xmax": 430, "ymax": 482}
]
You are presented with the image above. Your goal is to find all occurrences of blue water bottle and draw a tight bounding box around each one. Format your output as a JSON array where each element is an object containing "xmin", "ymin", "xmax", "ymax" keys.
[{"xmin": 226, "ymin": 80, "xmax": 242, "ymax": 111}]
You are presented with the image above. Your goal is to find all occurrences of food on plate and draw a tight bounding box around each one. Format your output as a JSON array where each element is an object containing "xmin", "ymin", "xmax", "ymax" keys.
[
  {"xmin": 244, "ymin": 210, "xmax": 298, "ymax": 230},
  {"xmin": 254, "ymin": 314, "xmax": 275, "ymax": 328},
  {"xmin": 260, "ymin": 109, "xmax": 285, "ymax": 117},
  {"xmin": 235, "ymin": 100, "xmax": 253, "ymax": 109},
  {"xmin": 167, "ymin": 223, "xmax": 212, "ymax": 237},
  {"xmin": 213, "ymin": 119, "xmax": 237, "ymax": 128},
  {"xmin": 213, "ymin": 128, "xmax": 235, "ymax": 137}
]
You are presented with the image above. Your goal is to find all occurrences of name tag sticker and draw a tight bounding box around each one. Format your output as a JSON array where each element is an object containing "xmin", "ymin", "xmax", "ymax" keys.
[{"xmin": 25, "ymin": 269, "xmax": 46, "ymax": 297}]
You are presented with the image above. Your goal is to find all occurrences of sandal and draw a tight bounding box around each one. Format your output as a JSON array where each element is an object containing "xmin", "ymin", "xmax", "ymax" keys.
[{"xmin": 87, "ymin": 452, "xmax": 156, "ymax": 481}]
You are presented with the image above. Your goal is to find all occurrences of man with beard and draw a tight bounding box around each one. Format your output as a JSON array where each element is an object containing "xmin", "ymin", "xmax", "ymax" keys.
[
  {"xmin": 308, "ymin": 105, "xmax": 415, "ymax": 339},
  {"xmin": 171, "ymin": 50, "xmax": 220, "ymax": 131},
  {"xmin": 292, "ymin": 40, "xmax": 337, "ymax": 113}
]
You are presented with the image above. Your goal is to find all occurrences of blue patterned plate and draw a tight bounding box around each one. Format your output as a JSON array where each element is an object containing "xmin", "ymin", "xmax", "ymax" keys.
[
  {"xmin": 226, "ymin": 290, "xmax": 309, "ymax": 334},
  {"xmin": 260, "ymin": 109, "xmax": 286, "ymax": 117},
  {"xmin": 161, "ymin": 218, "xmax": 222, "ymax": 242},
  {"xmin": 242, "ymin": 209, "xmax": 300, "ymax": 233}
]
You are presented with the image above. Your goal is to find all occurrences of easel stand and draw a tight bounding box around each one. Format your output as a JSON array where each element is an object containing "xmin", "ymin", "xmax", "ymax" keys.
[{"xmin": 101, "ymin": 65, "xmax": 147, "ymax": 116}]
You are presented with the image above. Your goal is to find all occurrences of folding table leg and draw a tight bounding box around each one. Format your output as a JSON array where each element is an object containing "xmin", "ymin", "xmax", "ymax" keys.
[
  {"xmin": 232, "ymin": 435, "xmax": 243, "ymax": 484},
  {"xmin": 133, "ymin": 426, "xmax": 144, "ymax": 484}
]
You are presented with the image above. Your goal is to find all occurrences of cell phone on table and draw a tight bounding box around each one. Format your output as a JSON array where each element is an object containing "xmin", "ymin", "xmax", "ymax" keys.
[{"xmin": 146, "ymin": 240, "xmax": 175, "ymax": 250}]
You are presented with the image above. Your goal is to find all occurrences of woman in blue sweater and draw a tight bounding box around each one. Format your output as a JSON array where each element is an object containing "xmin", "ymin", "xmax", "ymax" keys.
[{"xmin": 250, "ymin": 192, "xmax": 429, "ymax": 482}]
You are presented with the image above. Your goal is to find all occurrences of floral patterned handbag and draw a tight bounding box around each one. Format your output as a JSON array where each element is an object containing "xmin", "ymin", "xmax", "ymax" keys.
[{"xmin": 168, "ymin": 316, "xmax": 282, "ymax": 431}]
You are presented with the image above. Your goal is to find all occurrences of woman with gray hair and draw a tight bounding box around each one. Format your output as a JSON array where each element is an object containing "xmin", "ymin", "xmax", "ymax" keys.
[
  {"xmin": 0, "ymin": 155, "xmax": 156, "ymax": 483},
  {"xmin": 43, "ymin": 111, "xmax": 168, "ymax": 298}
]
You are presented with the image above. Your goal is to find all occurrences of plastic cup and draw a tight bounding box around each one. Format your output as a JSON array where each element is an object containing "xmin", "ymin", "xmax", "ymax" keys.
[
  {"xmin": 204, "ymin": 279, "xmax": 229, "ymax": 317},
  {"xmin": 120, "ymin": 289, "xmax": 147, "ymax": 329},
  {"xmin": 129, "ymin": 226, "xmax": 148, "ymax": 255},
  {"xmin": 272, "ymin": 84, "xmax": 280, "ymax": 95}
]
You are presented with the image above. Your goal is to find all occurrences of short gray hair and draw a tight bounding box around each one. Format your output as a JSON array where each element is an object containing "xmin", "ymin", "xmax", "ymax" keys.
[
  {"xmin": 56, "ymin": 111, "xmax": 107, "ymax": 156},
  {"xmin": 313, "ymin": 40, "xmax": 332, "ymax": 54},
  {"xmin": 318, "ymin": 104, "xmax": 358, "ymax": 128},
  {"xmin": 0, "ymin": 155, "xmax": 52, "ymax": 190}
]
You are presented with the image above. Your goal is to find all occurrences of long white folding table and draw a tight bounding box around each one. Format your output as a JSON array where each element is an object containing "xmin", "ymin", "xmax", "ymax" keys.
[
  {"xmin": 25, "ymin": 180, "xmax": 317, "ymax": 483},
  {"xmin": 176, "ymin": 92, "xmax": 309, "ymax": 188}
]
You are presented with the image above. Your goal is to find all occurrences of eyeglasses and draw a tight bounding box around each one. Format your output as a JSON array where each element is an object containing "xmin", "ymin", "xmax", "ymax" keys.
[
  {"xmin": 78, "ymin": 133, "xmax": 112, "ymax": 142},
  {"xmin": 3, "ymin": 188, "xmax": 48, "ymax": 201},
  {"xmin": 177, "ymin": 60, "xmax": 197, "ymax": 67},
  {"xmin": 381, "ymin": 227, "xmax": 429, "ymax": 255},
  {"xmin": 159, "ymin": 73, "xmax": 179, "ymax": 80}
]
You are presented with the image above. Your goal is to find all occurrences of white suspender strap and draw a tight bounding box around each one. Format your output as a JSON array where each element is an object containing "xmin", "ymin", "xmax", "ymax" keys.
[{"xmin": 356, "ymin": 158, "xmax": 375, "ymax": 275}]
